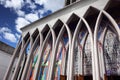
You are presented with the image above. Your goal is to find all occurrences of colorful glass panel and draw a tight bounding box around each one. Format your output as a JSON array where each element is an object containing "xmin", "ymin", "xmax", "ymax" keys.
[
  {"xmin": 29, "ymin": 47, "xmax": 39, "ymax": 80},
  {"xmin": 38, "ymin": 42, "xmax": 51, "ymax": 80},
  {"xmin": 54, "ymin": 35, "xmax": 68, "ymax": 80}
]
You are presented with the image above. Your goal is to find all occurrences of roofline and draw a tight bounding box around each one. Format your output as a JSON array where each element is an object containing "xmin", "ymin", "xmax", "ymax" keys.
[{"xmin": 20, "ymin": 0, "xmax": 92, "ymax": 31}]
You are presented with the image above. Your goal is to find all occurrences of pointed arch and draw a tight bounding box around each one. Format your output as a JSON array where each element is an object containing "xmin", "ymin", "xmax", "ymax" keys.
[
  {"xmin": 102, "ymin": 10, "xmax": 120, "ymax": 38},
  {"xmin": 53, "ymin": 19, "xmax": 64, "ymax": 37},
  {"xmin": 58, "ymin": 17, "xmax": 94, "ymax": 80},
  {"xmin": 102, "ymin": 28, "xmax": 120, "ymax": 79},
  {"xmin": 93, "ymin": 5, "xmax": 120, "ymax": 80},
  {"xmin": 83, "ymin": 6, "xmax": 100, "ymax": 18},
  {"xmin": 31, "ymin": 28, "xmax": 40, "ymax": 50},
  {"xmin": 46, "ymin": 18, "xmax": 73, "ymax": 80},
  {"xmin": 11, "ymin": 32, "xmax": 30, "ymax": 80},
  {"xmin": 82, "ymin": 17, "xmax": 96, "ymax": 80},
  {"xmin": 32, "ymin": 28, "xmax": 39, "ymax": 43},
  {"xmin": 66, "ymin": 14, "xmax": 82, "ymax": 80},
  {"xmin": 23, "ymin": 32, "xmax": 30, "ymax": 43},
  {"xmin": 21, "ymin": 28, "xmax": 41, "ymax": 80},
  {"xmin": 94, "ymin": 7, "xmax": 120, "ymax": 46},
  {"xmin": 75, "ymin": 17, "xmax": 95, "ymax": 79},
  {"xmin": 104, "ymin": 0, "xmax": 120, "ymax": 24},
  {"xmin": 60, "ymin": 19, "xmax": 73, "ymax": 80},
  {"xmin": 72, "ymin": 18, "xmax": 93, "ymax": 78},
  {"xmin": 41, "ymin": 24, "xmax": 51, "ymax": 40},
  {"xmin": 70, "ymin": 12, "xmax": 95, "ymax": 79},
  {"xmin": 66, "ymin": 13, "xmax": 80, "ymax": 34},
  {"xmin": 83, "ymin": 6, "xmax": 100, "ymax": 33},
  {"xmin": 33, "ymin": 24, "xmax": 55, "ymax": 80}
]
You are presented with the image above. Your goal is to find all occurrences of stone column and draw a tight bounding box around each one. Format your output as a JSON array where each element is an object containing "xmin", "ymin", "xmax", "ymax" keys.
[
  {"xmin": 34, "ymin": 31, "xmax": 51, "ymax": 80},
  {"xmin": 79, "ymin": 32, "xmax": 88, "ymax": 75},
  {"xmin": 99, "ymin": 27, "xmax": 107, "ymax": 80},
  {"xmin": 47, "ymin": 26, "xmax": 65, "ymax": 80}
]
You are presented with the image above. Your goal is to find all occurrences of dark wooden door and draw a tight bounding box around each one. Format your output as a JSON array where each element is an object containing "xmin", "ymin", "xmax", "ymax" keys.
[
  {"xmin": 60, "ymin": 75, "xmax": 67, "ymax": 80},
  {"xmin": 84, "ymin": 75, "xmax": 92, "ymax": 80}
]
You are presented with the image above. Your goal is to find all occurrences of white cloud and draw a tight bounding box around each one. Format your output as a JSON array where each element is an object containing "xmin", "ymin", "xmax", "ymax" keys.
[
  {"xmin": 16, "ymin": 10, "xmax": 25, "ymax": 17},
  {"xmin": 25, "ymin": 13, "xmax": 39, "ymax": 22},
  {"xmin": 25, "ymin": 0, "xmax": 37, "ymax": 10},
  {"xmin": 4, "ymin": 32, "xmax": 17, "ymax": 43},
  {"xmin": 38, "ymin": 9, "xmax": 45, "ymax": 14},
  {"xmin": 15, "ymin": 13, "xmax": 39, "ymax": 33},
  {"xmin": 15, "ymin": 17, "xmax": 30, "ymax": 32},
  {"xmin": 0, "ymin": 0, "xmax": 65, "ymax": 34},
  {"xmin": 0, "ymin": 0, "xmax": 65, "ymax": 44},
  {"xmin": 29, "ymin": 3, "xmax": 37, "ymax": 10},
  {"xmin": 0, "ymin": 27, "xmax": 17, "ymax": 43},
  {"xmin": 35, "ymin": 0, "xmax": 65, "ymax": 12},
  {"xmin": 0, "ymin": 27, "xmax": 11, "ymax": 33},
  {"xmin": 3, "ymin": 0, "xmax": 24, "ymax": 10}
]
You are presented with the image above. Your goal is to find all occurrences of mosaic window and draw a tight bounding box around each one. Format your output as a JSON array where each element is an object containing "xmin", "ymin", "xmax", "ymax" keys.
[
  {"xmin": 29, "ymin": 46, "xmax": 39, "ymax": 80},
  {"xmin": 73, "ymin": 31, "xmax": 85, "ymax": 75},
  {"xmin": 16, "ymin": 42, "xmax": 31, "ymax": 80},
  {"xmin": 54, "ymin": 34, "xmax": 68, "ymax": 80},
  {"xmin": 103, "ymin": 30, "xmax": 120, "ymax": 75},
  {"xmin": 83, "ymin": 35, "xmax": 92, "ymax": 75},
  {"xmin": 38, "ymin": 42, "xmax": 52, "ymax": 80}
]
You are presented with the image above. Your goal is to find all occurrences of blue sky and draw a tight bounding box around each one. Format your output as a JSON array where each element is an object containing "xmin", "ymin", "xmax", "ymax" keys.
[{"xmin": 0, "ymin": 0, "xmax": 64, "ymax": 47}]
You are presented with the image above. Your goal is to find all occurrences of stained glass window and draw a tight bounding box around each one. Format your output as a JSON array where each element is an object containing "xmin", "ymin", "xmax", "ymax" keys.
[
  {"xmin": 73, "ymin": 31, "xmax": 85, "ymax": 75},
  {"xmin": 83, "ymin": 35, "xmax": 92, "ymax": 75},
  {"xmin": 54, "ymin": 34, "xmax": 68, "ymax": 80},
  {"xmin": 38, "ymin": 42, "xmax": 51, "ymax": 80},
  {"xmin": 103, "ymin": 30, "xmax": 120, "ymax": 75},
  {"xmin": 29, "ymin": 51, "xmax": 38, "ymax": 80}
]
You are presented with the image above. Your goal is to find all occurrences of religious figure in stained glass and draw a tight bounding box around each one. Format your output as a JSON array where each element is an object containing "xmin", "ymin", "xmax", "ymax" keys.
[{"xmin": 103, "ymin": 30, "xmax": 120, "ymax": 75}]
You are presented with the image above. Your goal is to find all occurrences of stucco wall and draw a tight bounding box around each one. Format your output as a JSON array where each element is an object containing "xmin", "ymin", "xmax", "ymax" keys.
[
  {"xmin": 0, "ymin": 50, "xmax": 12, "ymax": 80},
  {"xmin": 0, "ymin": 41, "xmax": 16, "ymax": 80}
]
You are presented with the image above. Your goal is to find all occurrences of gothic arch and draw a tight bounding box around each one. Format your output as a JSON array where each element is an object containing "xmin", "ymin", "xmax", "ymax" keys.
[
  {"xmin": 70, "ymin": 15, "xmax": 94, "ymax": 80},
  {"xmin": 104, "ymin": 0, "xmax": 120, "ymax": 24},
  {"xmin": 46, "ymin": 19, "xmax": 71, "ymax": 80},
  {"xmin": 93, "ymin": 5, "xmax": 120, "ymax": 80},
  {"xmin": 66, "ymin": 13, "xmax": 80, "ymax": 35},
  {"xmin": 10, "ymin": 32, "xmax": 30, "ymax": 80},
  {"xmin": 53, "ymin": 19, "xmax": 64, "ymax": 37},
  {"xmin": 34, "ymin": 24, "xmax": 55, "ymax": 80},
  {"xmin": 23, "ymin": 32, "xmax": 30, "ymax": 44},
  {"xmin": 82, "ymin": 7, "xmax": 101, "ymax": 80},
  {"xmin": 67, "ymin": 9, "xmax": 101, "ymax": 79},
  {"xmin": 31, "ymin": 28, "xmax": 39, "ymax": 44},
  {"xmin": 21, "ymin": 28, "xmax": 41, "ymax": 80},
  {"xmin": 48, "ymin": 20, "xmax": 65, "ymax": 79}
]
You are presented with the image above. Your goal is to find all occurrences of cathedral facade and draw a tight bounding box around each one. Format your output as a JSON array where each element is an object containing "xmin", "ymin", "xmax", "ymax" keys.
[{"xmin": 4, "ymin": 0, "xmax": 120, "ymax": 80}]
